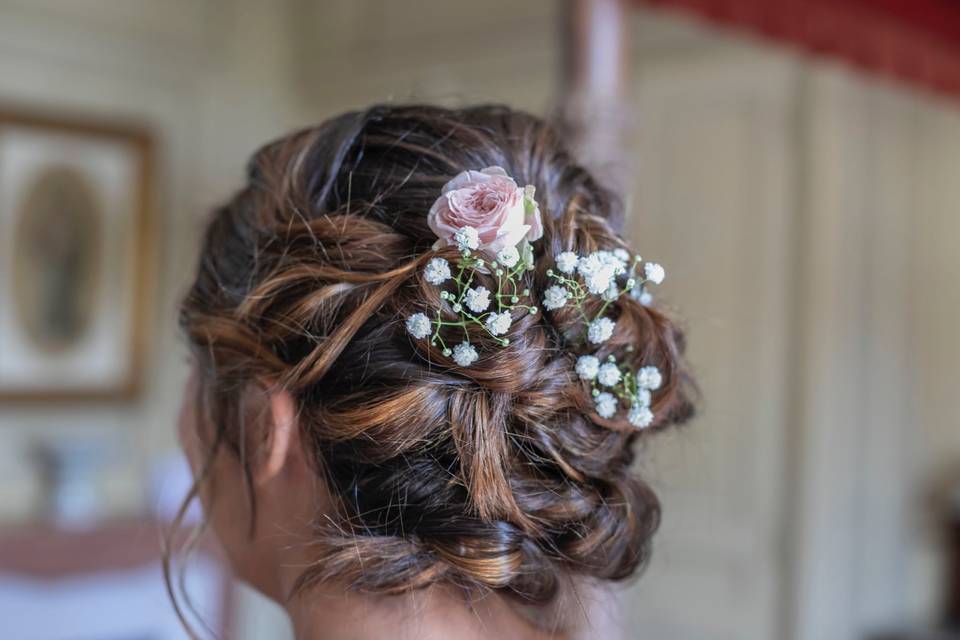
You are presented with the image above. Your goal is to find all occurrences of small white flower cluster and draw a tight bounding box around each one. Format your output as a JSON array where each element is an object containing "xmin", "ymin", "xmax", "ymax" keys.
[
  {"xmin": 543, "ymin": 248, "xmax": 667, "ymax": 429},
  {"xmin": 452, "ymin": 341, "xmax": 478, "ymax": 367},
  {"xmin": 588, "ymin": 317, "xmax": 615, "ymax": 344},
  {"xmin": 577, "ymin": 354, "xmax": 662, "ymax": 428},
  {"xmin": 405, "ymin": 313, "xmax": 432, "ymax": 339},
  {"xmin": 406, "ymin": 228, "xmax": 537, "ymax": 367},
  {"xmin": 465, "ymin": 286, "xmax": 491, "ymax": 314},
  {"xmin": 577, "ymin": 250, "xmax": 629, "ymax": 295},
  {"xmin": 424, "ymin": 257, "xmax": 452, "ymax": 285},
  {"xmin": 454, "ymin": 226, "xmax": 480, "ymax": 251},
  {"xmin": 543, "ymin": 249, "xmax": 665, "ymax": 346},
  {"xmin": 497, "ymin": 246, "xmax": 520, "ymax": 269},
  {"xmin": 541, "ymin": 285, "xmax": 570, "ymax": 311},
  {"xmin": 485, "ymin": 311, "xmax": 512, "ymax": 336}
]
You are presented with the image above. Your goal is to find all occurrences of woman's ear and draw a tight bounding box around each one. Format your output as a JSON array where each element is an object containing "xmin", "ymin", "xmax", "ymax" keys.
[{"xmin": 254, "ymin": 384, "xmax": 304, "ymax": 486}]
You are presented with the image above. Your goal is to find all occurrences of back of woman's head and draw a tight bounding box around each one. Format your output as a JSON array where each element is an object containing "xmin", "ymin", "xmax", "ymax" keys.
[{"xmin": 180, "ymin": 104, "xmax": 695, "ymax": 610}]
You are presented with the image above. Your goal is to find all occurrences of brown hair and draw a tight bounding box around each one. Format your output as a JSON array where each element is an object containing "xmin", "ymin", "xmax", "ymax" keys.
[{"xmin": 178, "ymin": 104, "xmax": 694, "ymax": 620}]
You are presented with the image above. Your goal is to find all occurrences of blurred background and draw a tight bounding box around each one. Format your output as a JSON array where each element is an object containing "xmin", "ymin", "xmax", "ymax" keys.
[{"xmin": 0, "ymin": 1, "xmax": 958, "ymax": 639}]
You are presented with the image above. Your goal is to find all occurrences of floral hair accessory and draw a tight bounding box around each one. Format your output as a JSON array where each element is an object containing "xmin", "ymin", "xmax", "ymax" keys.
[
  {"xmin": 406, "ymin": 166, "xmax": 666, "ymax": 430},
  {"xmin": 408, "ymin": 166, "xmax": 539, "ymax": 361},
  {"xmin": 428, "ymin": 166, "xmax": 543, "ymax": 253},
  {"xmin": 544, "ymin": 249, "xmax": 667, "ymax": 428}
]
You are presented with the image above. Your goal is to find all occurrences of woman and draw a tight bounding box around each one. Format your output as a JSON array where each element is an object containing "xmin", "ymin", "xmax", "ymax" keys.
[{"xmin": 175, "ymin": 104, "xmax": 695, "ymax": 639}]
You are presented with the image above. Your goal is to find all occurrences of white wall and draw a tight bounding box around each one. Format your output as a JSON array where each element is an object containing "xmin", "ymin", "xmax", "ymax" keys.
[
  {"xmin": 624, "ymin": 23, "xmax": 960, "ymax": 638},
  {"xmin": 625, "ymin": 47, "xmax": 797, "ymax": 640}
]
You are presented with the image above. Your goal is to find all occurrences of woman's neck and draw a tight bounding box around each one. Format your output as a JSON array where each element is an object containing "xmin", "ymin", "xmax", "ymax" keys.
[{"xmin": 283, "ymin": 582, "xmax": 560, "ymax": 640}]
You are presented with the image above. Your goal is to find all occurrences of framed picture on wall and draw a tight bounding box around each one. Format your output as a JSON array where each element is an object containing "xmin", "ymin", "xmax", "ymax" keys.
[{"xmin": 0, "ymin": 109, "xmax": 152, "ymax": 401}]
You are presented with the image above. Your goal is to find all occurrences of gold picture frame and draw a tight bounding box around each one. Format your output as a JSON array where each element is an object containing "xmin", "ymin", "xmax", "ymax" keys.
[{"xmin": 0, "ymin": 108, "xmax": 153, "ymax": 402}]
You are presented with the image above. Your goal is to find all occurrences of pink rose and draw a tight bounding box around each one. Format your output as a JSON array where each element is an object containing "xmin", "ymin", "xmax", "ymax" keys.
[{"xmin": 428, "ymin": 166, "xmax": 543, "ymax": 253}]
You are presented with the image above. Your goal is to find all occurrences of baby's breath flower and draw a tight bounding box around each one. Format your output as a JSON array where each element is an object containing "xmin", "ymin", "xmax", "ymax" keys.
[
  {"xmin": 634, "ymin": 387, "xmax": 652, "ymax": 408},
  {"xmin": 465, "ymin": 286, "xmax": 491, "ymax": 313},
  {"xmin": 602, "ymin": 283, "xmax": 619, "ymax": 302},
  {"xmin": 587, "ymin": 317, "xmax": 615, "ymax": 344},
  {"xmin": 628, "ymin": 403, "xmax": 655, "ymax": 428},
  {"xmin": 454, "ymin": 226, "xmax": 480, "ymax": 251},
  {"xmin": 597, "ymin": 362, "xmax": 622, "ymax": 387},
  {"xmin": 405, "ymin": 313, "xmax": 432, "ymax": 339},
  {"xmin": 497, "ymin": 246, "xmax": 520, "ymax": 268},
  {"xmin": 613, "ymin": 248, "xmax": 630, "ymax": 263},
  {"xmin": 630, "ymin": 281, "xmax": 653, "ymax": 306},
  {"xmin": 637, "ymin": 365, "xmax": 662, "ymax": 390},
  {"xmin": 644, "ymin": 261, "xmax": 665, "ymax": 285},
  {"xmin": 596, "ymin": 250, "xmax": 627, "ymax": 275},
  {"xmin": 575, "ymin": 355, "xmax": 600, "ymax": 380},
  {"xmin": 585, "ymin": 268, "xmax": 615, "ymax": 295},
  {"xmin": 424, "ymin": 257, "xmax": 452, "ymax": 285},
  {"xmin": 577, "ymin": 252, "xmax": 602, "ymax": 277},
  {"xmin": 595, "ymin": 392, "xmax": 618, "ymax": 419},
  {"xmin": 485, "ymin": 311, "xmax": 512, "ymax": 336},
  {"xmin": 452, "ymin": 341, "xmax": 479, "ymax": 367},
  {"xmin": 542, "ymin": 285, "xmax": 569, "ymax": 311},
  {"xmin": 578, "ymin": 252, "xmax": 616, "ymax": 294},
  {"xmin": 555, "ymin": 251, "xmax": 579, "ymax": 274}
]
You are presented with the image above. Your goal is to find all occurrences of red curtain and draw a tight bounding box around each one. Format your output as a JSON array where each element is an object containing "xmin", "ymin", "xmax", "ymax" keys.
[{"xmin": 637, "ymin": 0, "xmax": 960, "ymax": 97}]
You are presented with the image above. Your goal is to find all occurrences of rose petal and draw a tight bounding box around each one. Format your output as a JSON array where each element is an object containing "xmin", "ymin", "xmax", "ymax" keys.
[
  {"xmin": 443, "ymin": 168, "xmax": 502, "ymax": 193},
  {"xmin": 489, "ymin": 224, "xmax": 531, "ymax": 253},
  {"xmin": 428, "ymin": 166, "xmax": 537, "ymax": 253}
]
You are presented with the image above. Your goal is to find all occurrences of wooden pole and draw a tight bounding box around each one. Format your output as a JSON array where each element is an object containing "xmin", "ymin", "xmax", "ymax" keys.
[{"xmin": 556, "ymin": 0, "xmax": 632, "ymax": 230}]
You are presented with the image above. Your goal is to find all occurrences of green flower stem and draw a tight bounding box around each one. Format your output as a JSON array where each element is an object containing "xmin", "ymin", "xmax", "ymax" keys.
[
  {"xmin": 596, "ymin": 286, "xmax": 629, "ymax": 319},
  {"xmin": 616, "ymin": 370, "xmax": 635, "ymax": 403},
  {"xmin": 547, "ymin": 271, "xmax": 592, "ymax": 323},
  {"xmin": 425, "ymin": 248, "xmax": 536, "ymax": 356},
  {"xmin": 495, "ymin": 269, "xmax": 504, "ymax": 313},
  {"xmin": 461, "ymin": 310, "xmax": 505, "ymax": 341}
]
